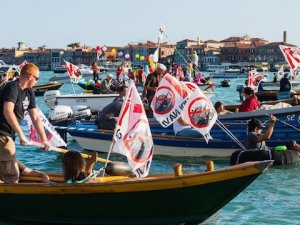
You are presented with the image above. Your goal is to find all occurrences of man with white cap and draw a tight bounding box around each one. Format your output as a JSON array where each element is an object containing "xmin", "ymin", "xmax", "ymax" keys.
[
  {"xmin": 98, "ymin": 73, "xmax": 114, "ymax": 94},
  {"xmin": 144, "ymin": 63, "xmax": 166, "ymax": 104}
]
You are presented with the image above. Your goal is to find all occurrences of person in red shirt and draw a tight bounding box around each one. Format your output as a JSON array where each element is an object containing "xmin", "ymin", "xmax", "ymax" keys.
[
  {"xmin": 137, "ymin": 66, "xmax": 146, "ymax": 84},
  {"xmin": 238, "ymin": 87, "xmax": 260, "ymax": 112},
  {"xmin": 116, "ymin": 66, "xmax": 124, "ymax": 82},
  {"xmin": 128, "ymin": 69, "xmax": 135, "ymax": 81}
]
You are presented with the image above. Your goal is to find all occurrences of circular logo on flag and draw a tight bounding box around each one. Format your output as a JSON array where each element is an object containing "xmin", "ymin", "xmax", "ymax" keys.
[
  {"xmin": 187, "ymin": 97, "xmax": 212, "ymax": 128},
  {"xmin": 153, "ymin": 86, "xmax": 175, "ymax": 115},
  {"xmin": 123, "ymin": 119, "xmax": 153, "ymax": 163},
  {"xmin": 29, "ymin": 126, "xmax": 53, "ymax": 143}
]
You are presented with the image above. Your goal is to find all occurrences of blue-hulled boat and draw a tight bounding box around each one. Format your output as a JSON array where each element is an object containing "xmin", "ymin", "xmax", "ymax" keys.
[{"xmin": 64, "ymin": 105, "xmax": 300, "ymax": 157}]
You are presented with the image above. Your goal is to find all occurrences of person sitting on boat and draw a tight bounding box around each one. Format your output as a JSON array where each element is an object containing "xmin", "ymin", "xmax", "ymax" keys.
[
  {"xmin": 144, "ymin": 63, "xmax": 166, "ymax": 105},
  {"xmin": 214, "ymin": 101, "xmax": 231, "ymax": 115},
  {"xmin": 17, "ymin": 160, "xmax": 49, "ymax": 183},
  {"xmin": 245, "ymin": 117, "xmax": 275, "ymax": 150},
  {"xmin": 98, "ymin": 73, "xmax": 115, "ymax": 94},
  {"xmin": 173, "ymin": 116, "xmax": 202, "ymax": 138},
  {"xmin": 63, "ymin": 151, "xmax": 98, "ymax": 183},
  {"xmin": 238, "ymin": 87, "xmax": 260, "ymax": 112},
  {"xmin": 92, "ymin": 62, "xmax": 100, "ymax": 81},
  {"xmin": 279, "ymin": 73, "xmax": 291, "ymax": 92},
  {"xmin": 96, "ymin": 85, "xmax": 128, "ymax": 130}
]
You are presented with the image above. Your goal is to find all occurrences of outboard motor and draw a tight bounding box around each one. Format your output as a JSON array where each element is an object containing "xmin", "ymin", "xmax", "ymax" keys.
[
  {"xmin": 236, "ymin": 85, "xmax": 244, "ymax": 102},
  {"xmin": 48, "ymin": 105, "xmax": 92, "ymax": 126},
  {"xmin": 44, "ymin": 90, "xmax": 62, "ymax": 109}
]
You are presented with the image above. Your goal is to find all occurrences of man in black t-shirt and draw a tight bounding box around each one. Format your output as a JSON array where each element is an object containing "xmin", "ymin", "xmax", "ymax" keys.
[{"xmin": 0, "ymin": 63, "xmax": 50, "ymax": 183}]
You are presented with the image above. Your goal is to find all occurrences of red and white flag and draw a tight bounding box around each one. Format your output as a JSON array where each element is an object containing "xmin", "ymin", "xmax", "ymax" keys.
[
  {"xmin": 247, "ymin": 71, "xmax": 257, "ymax": 89},
  {"xmin": 24, "ymin": 109, "xmax": 67, "ymax": 147},
  {"xmin": 112, "ymin": 80, "xmax": 153, "ymax": 178},
  {"xmin": 64, "ymin": 60, "xmax": 82, "ymax": 83},
  {"xmin": 277, "ymin": 66, "xmax": 284, "ymax": 76},
  {"xmin": 151, "ymin": 74, "xmax": 190, "ymax": 127},
  {"xmin": 279, "ymin": 45, "xmax": 300, "ymax": 70},
  {"xmin": 18, "ymin": 60, "xmax": 28, "ymax": 71},
  {"xmin": 182, "ymin": 82, "xmax": 217, "ymax": 143}
]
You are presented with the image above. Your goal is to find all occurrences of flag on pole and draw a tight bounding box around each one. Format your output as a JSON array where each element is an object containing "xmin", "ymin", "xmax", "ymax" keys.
[
  {"xmin": 247, "ymin": 71, "xmax": 257, "ymax": 89},
  {"xmin": 112, "ymin": 80, "xmax": 153, "ymax": 178},
  {"xmin": 182, "ymin": 82, "xmax": 217, "ymax": 143},
  {"xmin": 18, "ymin": 60, "xmax": 28, "ymax": 71},
  {"xmin": 158, "ymin": 24, "xmax": 165, "ymax": 43},
  {"xmin": 151, "ymin": 74, "xmax": 190, "ymax": 127},
  {"xmin": 279, "ymin": 45, "xmax": 300, "ymax": 71},
  {"xmin": 64, "ymin": 60, "xmax": 82, "ymax": 83},
  {"xmin": 24, "ymin": 109, "xmax": 67, "ymax": 147}
]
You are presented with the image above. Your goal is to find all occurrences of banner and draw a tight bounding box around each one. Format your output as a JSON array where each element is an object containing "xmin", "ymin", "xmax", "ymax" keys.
[
  {"xmin": 151, "ymin": 74, "xmax": 190, "ymax": 127},
  {"xmin": 64, "ymin": 60, "xmax": 82, "ymax": 83},
  {"xmin": 279, "ymin": 45, "xmax": 300, "ymax": 71},
  {"xmin": 112, "ymin": 80, "xmax": 153, "ymax": 178},
  {"xmin": 182, "ymin": 82, "xmax": 217, "ymax": 143},
  {"xmin": 24, "ymin": 109, "xmax": 67, "ymax": 147}
]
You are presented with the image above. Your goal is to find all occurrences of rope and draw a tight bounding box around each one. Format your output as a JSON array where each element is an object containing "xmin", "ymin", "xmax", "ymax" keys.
[{"xmin": 216, "ymin": 119, "xmax": 246, "ymax": 150}]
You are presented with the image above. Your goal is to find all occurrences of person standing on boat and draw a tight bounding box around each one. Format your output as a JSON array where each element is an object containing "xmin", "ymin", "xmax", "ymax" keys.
[
  {"xmin": 96, "ymin": 85, "xmax": 128, "ymax": 130},
  {"xmin": 92, "ymin": 62, "xmax": 100, "ymax": 81},
  {"xmin": 238, "ymin": 87, "xmax": 260, "ymax": 112},
  {"xmin": 144, "ymin": 63, "xmax": 166, "ymax": 105},
  {"xmin": 279, "ymin": 73, "xmax": 291, "ymax": 92},
  {"xmin": 0, "ymin": 63, "xmax": 50, "ymax": 184},
  {"xmin": 190, "ymin": 51, "xmax": 199, "ymax": 79}
]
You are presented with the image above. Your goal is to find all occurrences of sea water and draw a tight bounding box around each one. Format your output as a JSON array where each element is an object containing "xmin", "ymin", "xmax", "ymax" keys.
[{"xmin": 12, "ymin": 71, "xmax": 300, "ymax": 225}]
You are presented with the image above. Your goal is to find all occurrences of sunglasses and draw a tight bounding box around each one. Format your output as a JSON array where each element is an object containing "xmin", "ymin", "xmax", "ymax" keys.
[{"xmin": 32, "ymin": 76, "xmax": 39, "ymax": 81}]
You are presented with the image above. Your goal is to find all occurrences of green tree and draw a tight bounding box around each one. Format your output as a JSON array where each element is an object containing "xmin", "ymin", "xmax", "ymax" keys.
[{"xmin": 67, "ymin": 42, "xmax": 80, "ymax": 49}]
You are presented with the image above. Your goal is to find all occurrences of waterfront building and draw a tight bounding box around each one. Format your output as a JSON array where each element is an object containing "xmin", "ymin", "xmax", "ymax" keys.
[{"xmin": 24, "ymin": 49, "xmax": 51, "ymax": 70}]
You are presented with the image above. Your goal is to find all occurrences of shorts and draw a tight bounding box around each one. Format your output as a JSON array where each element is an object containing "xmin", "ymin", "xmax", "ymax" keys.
[{"xmin": 0, "ymin": 135, "xmax": 19, "ymax": 183}]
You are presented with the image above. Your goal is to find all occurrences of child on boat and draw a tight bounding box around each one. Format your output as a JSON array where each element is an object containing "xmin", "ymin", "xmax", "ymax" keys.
[
  {"xmin": 63, "ymin": 151, "xmax": 98, "ymax": 183},
  {"xmin": 214, "ymin": 101, "xmax": 231, "ymax": 115}
]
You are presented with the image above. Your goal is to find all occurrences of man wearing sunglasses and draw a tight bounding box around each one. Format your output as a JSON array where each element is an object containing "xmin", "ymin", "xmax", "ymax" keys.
[{"xmin": 0, "ymin": 63, "xmax": 50, "ymax": 183}]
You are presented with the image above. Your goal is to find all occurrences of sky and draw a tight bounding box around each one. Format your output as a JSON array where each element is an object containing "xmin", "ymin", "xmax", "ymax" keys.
[{"xmin": 1, "ymin": 0, "xmax": 299, "ymax": 48}]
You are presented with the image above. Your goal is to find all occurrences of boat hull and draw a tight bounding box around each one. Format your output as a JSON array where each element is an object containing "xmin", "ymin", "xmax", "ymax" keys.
[
  {"xmin": 33, "ymin": 82, "xmax": 64, "ymax": 96},
  {"xmin": 0, "ymin": 161, "xmax": 271, "ymax": 225}
]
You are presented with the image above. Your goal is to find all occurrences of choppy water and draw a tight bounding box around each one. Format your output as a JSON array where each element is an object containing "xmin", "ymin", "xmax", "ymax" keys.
[{"xmin": 11, "ymin": 71, "xmax": 300, "ymax": 224}]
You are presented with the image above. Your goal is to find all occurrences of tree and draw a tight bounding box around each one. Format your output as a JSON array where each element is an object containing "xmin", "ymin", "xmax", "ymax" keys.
[{"xmin": 67, "ymin": 42, "xmax": 80, "ymax": 49}]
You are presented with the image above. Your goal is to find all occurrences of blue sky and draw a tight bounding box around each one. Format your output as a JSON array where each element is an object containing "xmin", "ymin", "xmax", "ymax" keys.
[{"xmin": 1, "ymin": 0, "xmax": 299, "ymax": 48}]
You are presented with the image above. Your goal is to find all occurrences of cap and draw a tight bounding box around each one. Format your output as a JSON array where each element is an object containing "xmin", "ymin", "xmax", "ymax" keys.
[
  {"xmin": 248, "ymin": 118, "xmax": 265, "ymax": 130},
  {"xmin": 157, "ymin": 63, "xmax": 167, "ymax": 71},
  {"xmin": 107, "ymin": 73, "xmax": 113, "ymax": 78}
]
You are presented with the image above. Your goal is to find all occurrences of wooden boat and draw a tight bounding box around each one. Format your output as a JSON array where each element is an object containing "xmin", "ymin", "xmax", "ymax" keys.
[
  {"xmin": 64, "ymin": 105, "xmax": 300, "ymax": 157},
  {"xmin": 0, "ymin": 161, "xmax": 272, "ymax": 225},
  {"xmin": 256, "ymin": 90, "xmax": 300, "ymax": 101},
  {"xmin": 32, "ymin": 82, "xmax": 64, "ymax": 96}
]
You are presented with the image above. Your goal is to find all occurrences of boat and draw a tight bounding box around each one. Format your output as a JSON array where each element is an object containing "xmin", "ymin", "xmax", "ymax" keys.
[
  {"xmin": 32, "ymin": 82, "xmax": 64, "ymax": 96},
  {"xmin": 220, "ymin": 79, "xmax": 230, "ymax": 87},
  {"xmin": 53, "ymin": 65, "xmax": 67, "ymax": 73},
  {"xmin": 207, "ymin": 63, "xmax": 247, "ymax": 78},
  {"xmin": 0, "ymin": 161, "xmax": 272, "ymax": 225},
  {"xmin": 0, "ymin": 60, "xmax": 19, "ymax": 76},
  {"xmin": 49, "ymin": 64, "xmax": 107, "ymax": 83},
  {"xmin": 63, "ymin": 104, "xmax": 300, "ymax": 157},
  {"xmin": 43, "ymin": 89, "xmax": 215, "ymax": 112}
]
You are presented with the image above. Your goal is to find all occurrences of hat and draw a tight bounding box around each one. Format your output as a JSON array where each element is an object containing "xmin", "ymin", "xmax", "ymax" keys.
[
  {"xmin": 107, "ymin": 73, "xmax": 113, "ymax": 78},
  {"xmin": 248, "ymin": 118, "xmax": 265, "ymax": 130},
  {"xmin": 157, "ymin": 63, "xmax": 167, "ymax": 71}
]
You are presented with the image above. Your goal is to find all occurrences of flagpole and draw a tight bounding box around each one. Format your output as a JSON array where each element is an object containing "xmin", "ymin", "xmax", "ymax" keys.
[{"xmin": 102, "ymin": 140, "xmax": 115, "ymax": 176}]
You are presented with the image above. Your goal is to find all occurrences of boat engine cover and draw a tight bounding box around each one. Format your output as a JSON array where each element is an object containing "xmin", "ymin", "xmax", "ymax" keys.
[
  {"xmin": 71, "ymin": 105, "xmax": 92, "ymax": 118},
  {"xmin": 49, "ymin": 105, "xmax": 73, "ymax": 121},
  {"xmin": 44, "ymin": 90, "xmax": 61, "ymax": 109}
]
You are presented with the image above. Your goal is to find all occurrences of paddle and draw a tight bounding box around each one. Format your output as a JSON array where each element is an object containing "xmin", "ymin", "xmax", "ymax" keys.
[
  {"xmin": 28, "ymin": 142, "xmax": 110, "ymax": 163},
  {"xmin": 265, "ymin": 114, "xmax": 300, "ymax": 132}
]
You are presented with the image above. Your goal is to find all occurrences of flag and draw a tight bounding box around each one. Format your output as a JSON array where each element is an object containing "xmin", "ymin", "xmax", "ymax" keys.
[
  {"xmin": 152, "ymin": 48, "xmax": 159, "ymax": 63},
  {"xmin": 279, "ymin": 45, "xmax": 300, "ymax": 71},
  {"xmin": 247, "ymin": 71, "xmax": 256, "ymax": 89},
  {"xmin": 24, "ymin": 109, "xmax": 67, "ymax": 147},
  {"xmin": 64, "ymin": 60, "xmax": 82, "ymax": 83},
  {"xmin": 182, "ymin": 82, "xmax": 217, "ymax": 143},
  {"xmin": 158, "ymin": 24, "xmax": 165, "ymax": 43},
  {"xmin": 112, "ymin": 80, "xmax": 153, "ymax": 178},
  {"xmin": 151, "ymin": 74, "xmax": 190, "ymax": 127},
  {"xmin": 277, "ymin": 66, "xmax": 284, "ymax": 77},
  {"xmin": 18, "ymin": 60, "xmax": 28, "ymax": 71}
]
